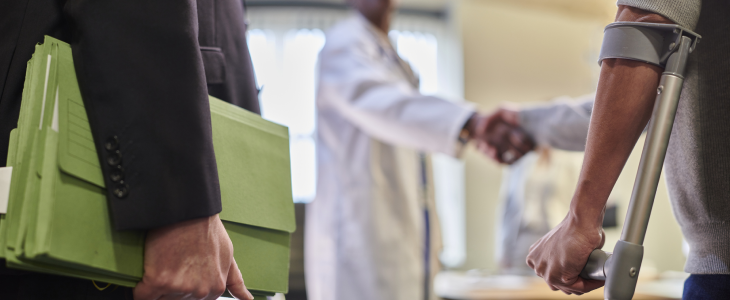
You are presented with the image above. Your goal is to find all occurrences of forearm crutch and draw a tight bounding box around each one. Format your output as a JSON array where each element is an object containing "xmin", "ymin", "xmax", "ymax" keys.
[{"xmin": 578, "ymin": 22, "xmax": 700, "ymax": 300}]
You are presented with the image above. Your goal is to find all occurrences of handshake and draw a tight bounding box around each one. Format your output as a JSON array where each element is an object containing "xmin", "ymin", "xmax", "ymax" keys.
[{"xmin": 465, "ymin": 107, "xmax": 536, "ymax": 164}]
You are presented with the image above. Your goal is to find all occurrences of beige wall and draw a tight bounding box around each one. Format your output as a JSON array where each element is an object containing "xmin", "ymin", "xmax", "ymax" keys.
[{"xmin": 453, "ymin": 0, "xmax": 686, "ymax": 274}]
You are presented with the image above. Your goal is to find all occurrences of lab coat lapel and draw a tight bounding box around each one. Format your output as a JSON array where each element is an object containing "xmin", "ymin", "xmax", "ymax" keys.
[{"xmin": 359, "ymin": 14, "xmax": 420, "ymax": 89}]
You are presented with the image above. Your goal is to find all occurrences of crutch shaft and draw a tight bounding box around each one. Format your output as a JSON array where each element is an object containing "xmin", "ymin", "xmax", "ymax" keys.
[{"xmin": 621, "ymin": 73, "xmax": 683, "ymax": 245}]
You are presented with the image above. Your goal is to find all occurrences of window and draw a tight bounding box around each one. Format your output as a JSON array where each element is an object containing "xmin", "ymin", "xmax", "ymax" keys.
[
  {"xmin": 248, "ymin": 28, "xmax": 325, "ymax": 202},
  {"xmin": 249, "ymin": 28, "xmax": 442, "ymax": 203},
  {"xmin": 390, "ymin": 31, "xmax": 439, "ymax": 95}
]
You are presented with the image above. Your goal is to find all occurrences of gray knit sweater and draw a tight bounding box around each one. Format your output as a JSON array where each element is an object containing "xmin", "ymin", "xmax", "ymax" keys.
[{"xmin": 520, "ymin": 0, "xmax": 730, "ymax": 274}]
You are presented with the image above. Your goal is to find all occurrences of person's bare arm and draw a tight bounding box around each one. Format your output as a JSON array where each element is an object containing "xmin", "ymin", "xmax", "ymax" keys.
[{"xmin": 525, "ymin": 6, "xmax": 674, "ymax": 295}]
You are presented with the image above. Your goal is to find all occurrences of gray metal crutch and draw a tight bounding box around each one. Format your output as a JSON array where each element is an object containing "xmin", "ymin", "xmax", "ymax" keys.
[{"xmin": 578, "ymin": 22, "xmax": 701, "ymax": 300}]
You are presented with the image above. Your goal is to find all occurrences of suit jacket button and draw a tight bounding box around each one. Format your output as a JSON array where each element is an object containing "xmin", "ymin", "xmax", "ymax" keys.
[
  {"xmin": 107, "ymin": 150, "xmax": 122, "ymax": 166},
  {"xmin": 113, "ymin": 184, "xmax": 129, "ymax": 198},
  {"xmin": 110, "ymin": 169, "xmax": 124, "ymax": 182},
  {"xmin": 105, "ymin": 136, "xmax": 119, "ymax": 151}
]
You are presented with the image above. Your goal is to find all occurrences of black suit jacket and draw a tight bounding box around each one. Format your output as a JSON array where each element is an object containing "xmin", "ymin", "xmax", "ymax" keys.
[{"xmin": 0, "ymin": 0, "xmax": 260, "ymax": 230}]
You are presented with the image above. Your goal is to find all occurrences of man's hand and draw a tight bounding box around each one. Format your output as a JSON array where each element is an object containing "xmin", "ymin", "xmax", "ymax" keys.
[
  {"xmin": 466, "ymin": 108, "xmax": 535, "ymax": 164},
  {"xmin": 134, "ymin": 214, "xmax": 254, "ymax": 300},
  {"xmin": 526, "ymin": 213, "xmax": 606, "ymax": 295}
]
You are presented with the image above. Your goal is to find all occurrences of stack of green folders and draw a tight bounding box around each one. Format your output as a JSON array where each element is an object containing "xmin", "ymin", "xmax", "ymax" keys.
[{"xmin": 1, "ymin": 36, "xmax": 295, "ymax": 299}]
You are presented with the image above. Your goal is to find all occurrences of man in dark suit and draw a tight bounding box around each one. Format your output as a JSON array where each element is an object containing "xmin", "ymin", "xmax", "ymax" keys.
[{"xmin": 0, "ymin": 0, "xmax": 259, "ymax": 299}]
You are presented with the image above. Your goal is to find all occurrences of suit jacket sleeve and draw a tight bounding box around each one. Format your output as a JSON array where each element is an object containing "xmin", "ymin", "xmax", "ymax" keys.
[{"xmin": 64, "ymin": 0, "xmax": 221, "ymax": 230}]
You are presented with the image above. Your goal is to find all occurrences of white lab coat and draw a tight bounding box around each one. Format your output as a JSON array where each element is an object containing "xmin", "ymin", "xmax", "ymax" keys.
[{"xmin": 305, "ymin": 13, "xmax": 474, "ymax": 300}]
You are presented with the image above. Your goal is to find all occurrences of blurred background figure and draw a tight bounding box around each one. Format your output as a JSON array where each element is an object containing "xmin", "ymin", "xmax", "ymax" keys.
[
  {"xmin": 304, "ymin": 0, "xmax": 532, "ymax": 300},
  {"xmin": 496, "ymin": 148, "xmax": 575, "ymax": 275},
  {"xmin": 493, "ymin": 95, "xmax": 592, "ymax": 275}
]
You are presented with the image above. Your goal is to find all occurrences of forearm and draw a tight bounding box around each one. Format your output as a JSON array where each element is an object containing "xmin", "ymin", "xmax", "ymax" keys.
[
  {"xmin": 571, "ymin": 60, "xmax": 660, "ymax": 223},
  {"xmin": 336, "ymin": 91, "xmax": 474, "ymax": 156},
  {"xmin": 569, "ymin": 6, "xmax": 672, "ymax": 226}
]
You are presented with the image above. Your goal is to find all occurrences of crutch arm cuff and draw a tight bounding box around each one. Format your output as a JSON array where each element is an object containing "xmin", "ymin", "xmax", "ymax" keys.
[{"xmin": 599, "ymin": 22, "xmax": 701, "ymax": 69}]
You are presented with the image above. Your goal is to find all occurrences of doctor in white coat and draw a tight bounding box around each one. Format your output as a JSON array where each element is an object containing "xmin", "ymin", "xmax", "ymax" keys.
[{"xmin": 305, "ymin": 1, "xmax": 534, "ymax": 299}]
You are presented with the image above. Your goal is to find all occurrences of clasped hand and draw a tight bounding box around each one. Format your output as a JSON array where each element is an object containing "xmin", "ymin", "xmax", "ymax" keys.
[{"xmin": 468, "ymin": 107, "xmax": 535, "ymax": 164}]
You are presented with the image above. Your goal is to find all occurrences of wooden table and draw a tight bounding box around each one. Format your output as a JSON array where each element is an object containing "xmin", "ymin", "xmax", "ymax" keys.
[{"xmin": 435, "ymin": 272, "xmax": 683, "ymax": 300}]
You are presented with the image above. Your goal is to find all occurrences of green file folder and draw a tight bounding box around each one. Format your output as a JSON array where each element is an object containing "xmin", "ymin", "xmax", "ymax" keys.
[{"xmin": 2, "ymin": 36, "xmax": 295, "ymax": 297}]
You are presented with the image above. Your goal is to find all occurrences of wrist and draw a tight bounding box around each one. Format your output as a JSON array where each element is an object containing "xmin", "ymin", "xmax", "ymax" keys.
[
  {"xmin": 568, "ymin": 184, "xmax": 608, "ymax": 230},
  {"xmin": 149, "ymin": 214, "xmax": 219, "ymax": 235},
  {"xmin": 460, "ymin": 113, "xmax": 479, "ymax": 142},
  {"xmin": 567, "ymin": 208, "xmax": 604, "ymax": 232}
]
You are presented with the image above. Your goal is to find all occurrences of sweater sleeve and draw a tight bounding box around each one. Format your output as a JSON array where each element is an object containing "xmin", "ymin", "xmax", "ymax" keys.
[
  {"xmin": 617, "ymin": 0, "xmax": 702, "ymax": 30},
  {"xmin": 518, "ymin": 94, "xmax": 594, "ymax": 152}
]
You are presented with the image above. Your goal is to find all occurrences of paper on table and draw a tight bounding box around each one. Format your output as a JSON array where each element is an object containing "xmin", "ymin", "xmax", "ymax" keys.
[{"xmin": 0, "ymin": 167, "xmax": 12, "ymax": 214}]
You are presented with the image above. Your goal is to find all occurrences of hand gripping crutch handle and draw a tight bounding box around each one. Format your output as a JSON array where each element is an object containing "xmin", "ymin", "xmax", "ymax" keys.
[
  {"xmin": 580, "ymin": 249, "xmax": 611, "ymax": 281},
  {"xmin": 577, "ymin": 22, "xmax": 700, "ymax": 300}
]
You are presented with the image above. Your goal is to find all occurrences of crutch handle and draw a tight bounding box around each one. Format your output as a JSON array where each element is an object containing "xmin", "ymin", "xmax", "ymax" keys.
[{"xmin": 580, "ymin": 249, "xmax": 611, "ymax": 281}]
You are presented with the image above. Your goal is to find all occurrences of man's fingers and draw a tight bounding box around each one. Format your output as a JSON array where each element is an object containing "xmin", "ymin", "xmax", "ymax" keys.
[
  {"xmin": 480, "ymin": 142, "xmax": 505, "ymax": 164},
  {"xmin": 508, "ymin": 129, "xmax": 535, "ymax": 154},
  {"xmin": 479, "ymin": 113, "xmax": 503, "ymax": 137},
  {"xmin": 497, "ymin": 108, "xmax": 521, "ymax": 126},
  {"xmin": 547, "ymin": 279, "xmax": 603, "ymax": 296},
  {"xmin": 134, "ymin": 281, "xmax": 164, "ymax": 300},
  {"xmin": 564, "ymin": 278, "xmax": 605, "ymax": 294},
  {"xmin": 526, "ymin": 257, "xmax": 535, "ymax": 269},
  {"xmin": 226, "ymin": 259, "xmax": 253, "ymax": 300},
  {"xmin": 599, "ymin": 228, "xmax": 607, "ymax": 249},
  {"xmin": 473, "ymin": 114, "xmax": 492, "ymax": 138}
]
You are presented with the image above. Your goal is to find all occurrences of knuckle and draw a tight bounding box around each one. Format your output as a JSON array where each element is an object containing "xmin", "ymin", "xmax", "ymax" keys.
[
  {"xmin": 181, "ymin": 288, "xmax": 197, "ymax": 297},
  {"xmin": 526, "ymin": 259, "xmax": 535, "ymax": 269},
  {"xmin": 224, "ymin": 242, "xmax": 235, "ymax": 257},
  {"xmin": 535, "ymin": 261, "xmax": 548, "ymax": 272},
  {"xmin": 151, "ymin": 277, "xmax": 173, "ymax": 290},
  {"xmin": 192, "ymin": 288, "xmax": 209, "ymax": 299},
  {"xmin": 214, "ymin": 278, "xmax": 227, "ymax": 291},
  {"xmin": 561, "ymin": 275, "xmax": 573, "ymax": 284},
  {"xmin": 211, "ymin": 284, "xmax": 227, "ymax": 297},
  {"xmin": 545, "ymin": 275, "xmax": 562, "ymax": 287}
]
